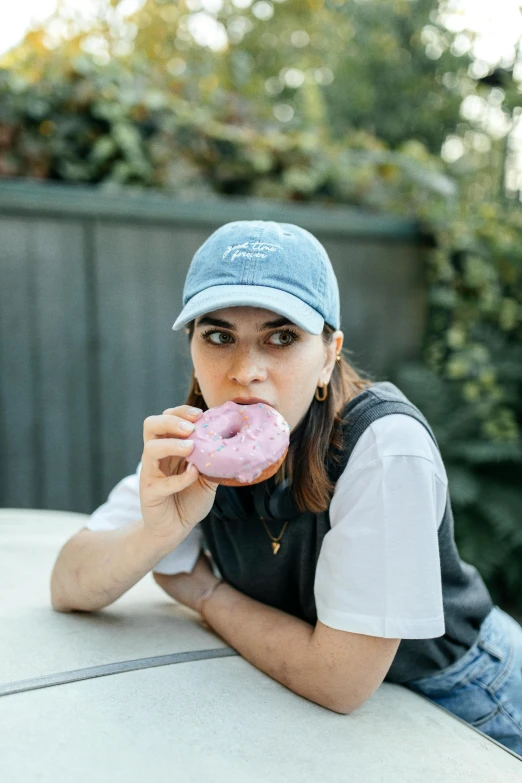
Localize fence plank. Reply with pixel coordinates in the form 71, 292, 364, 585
0, 219, 38, 507
32, 220, 93, 512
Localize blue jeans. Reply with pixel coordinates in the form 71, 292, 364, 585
404, 606, 522, 758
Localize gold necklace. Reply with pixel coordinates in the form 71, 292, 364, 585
259, 515, 289, 555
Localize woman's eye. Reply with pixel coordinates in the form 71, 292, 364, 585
206, 331, 231, 345
270, 331, 293, 345
201, 329, 299, 347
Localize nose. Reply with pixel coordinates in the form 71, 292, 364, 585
228, 348, 268, 386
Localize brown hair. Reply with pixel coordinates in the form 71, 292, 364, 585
184, 320, 375, 514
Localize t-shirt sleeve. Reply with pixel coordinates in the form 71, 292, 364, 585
314, 414, 447, 639
85, 460, 203, 575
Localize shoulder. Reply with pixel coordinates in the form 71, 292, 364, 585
329, 413, 449, 533
338, 413, 448, 486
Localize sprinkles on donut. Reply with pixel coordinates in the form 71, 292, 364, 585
186, 400, 290, 486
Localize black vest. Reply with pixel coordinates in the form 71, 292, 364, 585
200, 381, 494, 684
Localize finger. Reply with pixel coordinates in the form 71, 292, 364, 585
146, 462, 200, 497
144, 414, 199, 444
143, 437, 195, 461
162, 405, 203, 417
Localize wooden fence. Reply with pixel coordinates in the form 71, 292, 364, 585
0, 180, 427, 514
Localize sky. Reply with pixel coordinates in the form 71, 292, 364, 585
1, 0, 522, 67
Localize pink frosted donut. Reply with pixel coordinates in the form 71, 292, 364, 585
186, 401, 290, 486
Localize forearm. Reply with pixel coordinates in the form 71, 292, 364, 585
50, 520, 181, 613
201, 583, 345, 713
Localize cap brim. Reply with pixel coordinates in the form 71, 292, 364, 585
171, 285, 324, 335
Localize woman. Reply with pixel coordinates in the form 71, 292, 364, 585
51, 220, 522, 755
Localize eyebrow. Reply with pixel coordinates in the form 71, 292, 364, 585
195, 315, 298, 332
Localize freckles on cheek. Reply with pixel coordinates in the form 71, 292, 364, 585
286, 371, 312, 402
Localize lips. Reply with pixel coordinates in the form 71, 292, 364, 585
232, 397, 272, 406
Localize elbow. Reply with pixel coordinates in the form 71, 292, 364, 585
51, 602, 73, 613
320, 689, 366, 716
50, 570, 73, 613
324, 699, 355, 716
49, 572, 92, 614
331, 694, 370, 715
49, 536, 108, 613
50, 581, 98, 613
50, 585, 76, 613
50, 595, 95, 613
50, 574, 68, 612
51, 596, 72, 612
325, 704, 352, 716
49, 587, 76, 613
310, 689, 358, 715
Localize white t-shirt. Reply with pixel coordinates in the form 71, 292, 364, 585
86, 413, 447, 640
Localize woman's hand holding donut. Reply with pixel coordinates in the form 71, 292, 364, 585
139, 405, 219, 548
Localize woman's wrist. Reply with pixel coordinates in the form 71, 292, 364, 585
198, 578, 225, 618
139, 520, 183, 561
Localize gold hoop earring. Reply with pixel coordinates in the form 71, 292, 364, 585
194, 377, 202, 396
315, 383, 328, 402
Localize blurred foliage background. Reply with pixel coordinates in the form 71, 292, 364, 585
0, 0, 521, 616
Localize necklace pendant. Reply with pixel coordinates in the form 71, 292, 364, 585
272, 542, 281, 555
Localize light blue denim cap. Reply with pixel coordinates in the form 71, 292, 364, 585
171, 220, 340, 335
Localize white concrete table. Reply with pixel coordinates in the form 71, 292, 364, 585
1, 508, 520, 782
